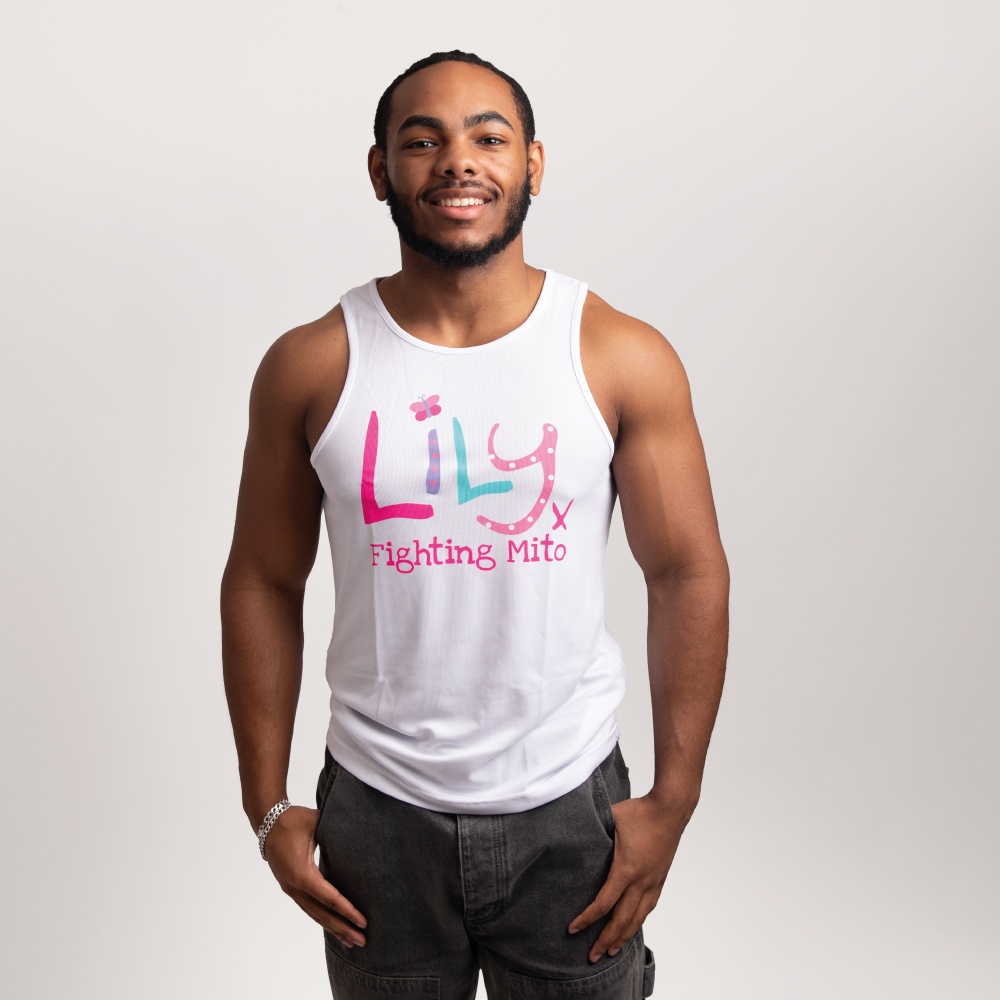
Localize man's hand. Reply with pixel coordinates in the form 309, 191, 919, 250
263, 806, 368, 949
567, 793, 693, 963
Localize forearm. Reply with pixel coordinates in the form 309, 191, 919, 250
221, 571, 306, 831
645, 559, 729, 815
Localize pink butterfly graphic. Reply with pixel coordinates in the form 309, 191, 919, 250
410, 394, 442, 421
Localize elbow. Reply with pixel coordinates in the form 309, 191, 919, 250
645, 546, 730, 596
220, 559, 307, 610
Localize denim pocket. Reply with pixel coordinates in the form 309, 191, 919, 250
325, 939, 441, 997
613, 743, 632, 799
314, 749, 342, 830
506, 928, 643, 998
592, 762, 616, 842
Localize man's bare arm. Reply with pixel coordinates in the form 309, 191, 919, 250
569, 298, 730, 960
220, 310, 367, 948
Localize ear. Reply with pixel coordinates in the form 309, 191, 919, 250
368, 145, 388, 202
527, 140, 545, 197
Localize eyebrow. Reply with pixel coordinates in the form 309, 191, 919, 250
464, 111, 515, 131
396, 110, 516, 136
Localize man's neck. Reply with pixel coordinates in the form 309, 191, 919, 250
375, 241, 545, 349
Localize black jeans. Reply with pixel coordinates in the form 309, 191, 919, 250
315, 742, 656, 999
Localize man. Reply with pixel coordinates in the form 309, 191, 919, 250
221, 50, 729, 1000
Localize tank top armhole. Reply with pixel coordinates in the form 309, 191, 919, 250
569, 281, 616, 458
309, 293, 359, 467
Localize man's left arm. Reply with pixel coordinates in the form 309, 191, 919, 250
568, 308, 730, 962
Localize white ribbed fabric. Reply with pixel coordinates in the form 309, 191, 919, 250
310, 269, 626, 813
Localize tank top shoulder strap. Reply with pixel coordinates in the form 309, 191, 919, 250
339, 278, 387, 343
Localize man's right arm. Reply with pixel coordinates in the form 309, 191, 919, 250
220, 309, 367, 948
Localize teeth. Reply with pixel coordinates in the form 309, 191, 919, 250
436, 197, 486, 207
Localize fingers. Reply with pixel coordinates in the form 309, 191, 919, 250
567, 866, 630, 935
292, 889, 367, 948
281, 859, 369, 945
591, 884, 663, 963
300, 864, 368, 931
587, 885, 643, 961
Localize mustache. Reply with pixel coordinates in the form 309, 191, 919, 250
423, 181, 498, 200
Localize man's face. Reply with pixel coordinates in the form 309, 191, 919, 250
370, 62, 544, 270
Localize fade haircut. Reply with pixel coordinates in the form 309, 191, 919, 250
373, 50, 536, 152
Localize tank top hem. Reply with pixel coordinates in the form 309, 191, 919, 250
325, 720, 622, 815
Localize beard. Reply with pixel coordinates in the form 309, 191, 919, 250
384, 171, 533, 270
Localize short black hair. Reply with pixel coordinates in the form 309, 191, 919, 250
373, 50, 536, 152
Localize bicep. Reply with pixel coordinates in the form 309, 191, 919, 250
611, 332, 724, 584
225, 341, 325, 593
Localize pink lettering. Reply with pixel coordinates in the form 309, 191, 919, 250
476, 423, 558, 535
361, 410, 434, 524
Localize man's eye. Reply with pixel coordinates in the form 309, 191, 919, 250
405, 139, 435, 149
480, 136, 504, 145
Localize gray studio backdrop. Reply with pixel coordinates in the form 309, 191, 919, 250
1, 2, 997, 997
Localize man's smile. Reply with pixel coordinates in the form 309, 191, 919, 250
432, 197, 487, 206
422, 186, 495, 219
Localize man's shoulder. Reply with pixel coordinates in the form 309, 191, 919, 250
580, 289, 683, 379
249, 304, 349, 437
268, 302, 347, 364
256, 304, 347, 390
576, 287, 693, 443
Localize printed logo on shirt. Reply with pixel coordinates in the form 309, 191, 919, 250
360, 394, 571, 572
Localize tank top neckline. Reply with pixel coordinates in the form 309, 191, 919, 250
366, 269, 554, 356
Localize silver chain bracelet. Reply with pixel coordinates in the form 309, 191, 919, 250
257, 798, 292, 860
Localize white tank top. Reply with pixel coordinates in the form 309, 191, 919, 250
310, 269, 626, 813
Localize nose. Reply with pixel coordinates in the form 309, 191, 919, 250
434, 139, 479, 178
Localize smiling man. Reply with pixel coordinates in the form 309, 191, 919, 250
221, 50, 729, 1000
